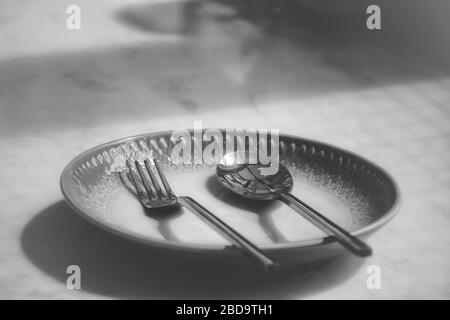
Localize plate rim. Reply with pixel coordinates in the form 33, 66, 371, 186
60, 130, 401, 253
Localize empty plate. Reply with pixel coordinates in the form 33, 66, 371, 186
60, 130, 399, 266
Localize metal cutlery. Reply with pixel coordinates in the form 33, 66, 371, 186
125, 158, 279, 271
216, 153, 372, 257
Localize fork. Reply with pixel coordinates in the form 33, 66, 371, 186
125, 158, 278, 271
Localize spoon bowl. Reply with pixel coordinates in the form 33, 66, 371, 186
217, 153, 293, 200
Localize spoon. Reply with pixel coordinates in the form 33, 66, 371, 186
216, 152, 372, 257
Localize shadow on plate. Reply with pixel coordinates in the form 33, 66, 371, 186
205, 175, 288, 243
21, 200, 365, 299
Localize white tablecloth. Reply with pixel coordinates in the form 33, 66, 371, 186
0, 0, 449, 299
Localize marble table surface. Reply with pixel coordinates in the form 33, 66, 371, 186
0, 0, 449, 299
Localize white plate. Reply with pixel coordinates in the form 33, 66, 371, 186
60, 130, 399, 266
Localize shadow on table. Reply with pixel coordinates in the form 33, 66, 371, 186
21, 200, 365, 299
2, 0, 449, 138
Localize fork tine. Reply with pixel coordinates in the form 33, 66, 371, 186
134, 160, 156, 200
153, 159, 176, 199
126, 160, 146, 202
144, 159, 163, 198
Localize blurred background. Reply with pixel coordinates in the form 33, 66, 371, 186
0, 0, 449, 299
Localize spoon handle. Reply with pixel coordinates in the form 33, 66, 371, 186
178, 196, 279, 272
280, 193, 372, 257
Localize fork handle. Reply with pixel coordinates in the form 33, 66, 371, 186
178, 196, 279, 272
280, 193, 372, 257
